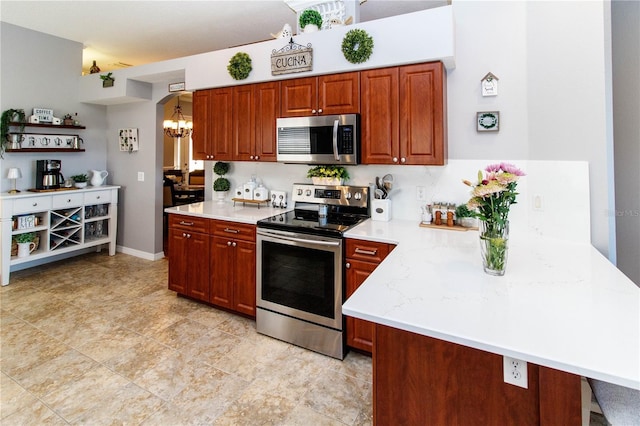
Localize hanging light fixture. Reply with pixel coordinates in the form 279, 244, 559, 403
163, 98, 193, 138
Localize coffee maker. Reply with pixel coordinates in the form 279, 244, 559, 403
36, 160, 64, 190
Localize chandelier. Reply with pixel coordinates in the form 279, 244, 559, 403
163, 100, 193, 138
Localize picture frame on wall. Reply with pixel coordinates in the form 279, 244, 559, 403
477, 111, 500, 132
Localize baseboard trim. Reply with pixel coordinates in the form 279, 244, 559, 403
117, 245, 165, 261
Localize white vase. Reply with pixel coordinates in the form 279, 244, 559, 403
74, 182, 88, 188
311, 177, 343, 186
303, 24, 319, 33
215, 191, 228, 203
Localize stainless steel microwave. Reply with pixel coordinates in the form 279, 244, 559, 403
276, 114, 360, 165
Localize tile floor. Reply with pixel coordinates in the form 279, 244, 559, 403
1, 253, 372, 425
1, 252, 610, 425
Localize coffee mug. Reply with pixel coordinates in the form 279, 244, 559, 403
17, 242, 36, 257
40, 137, 50, 146
54, 137, 63, 146
28, 136, 36, 147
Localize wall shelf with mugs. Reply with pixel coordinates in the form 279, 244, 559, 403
5, 121, 86, 153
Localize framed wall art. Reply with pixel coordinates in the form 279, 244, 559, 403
477, 111, 500, 132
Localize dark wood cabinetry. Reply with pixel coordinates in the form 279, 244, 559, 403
210, 220, 257, 317
345, 239, 395, 353
167, 215, 256, 317
233, 82, 279, 162
192, 87, 233, 161
167, 215, 210, 300
280, 72, 360, 117
361, 62, 446, 165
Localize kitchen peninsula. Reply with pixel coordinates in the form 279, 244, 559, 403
343, 219, 640, 425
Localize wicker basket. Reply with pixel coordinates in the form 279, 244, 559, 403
11, 235, 40, 257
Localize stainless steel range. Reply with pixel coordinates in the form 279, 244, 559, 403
256, 183, 370, 359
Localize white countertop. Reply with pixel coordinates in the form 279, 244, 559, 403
164, 200, 291, 224
0, 185, 120, 200
343, 219, 640, 390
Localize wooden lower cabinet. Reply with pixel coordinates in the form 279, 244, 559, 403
373, 324, 582, 425
345, 239, 395, 353
167, 215, 210, 300
168, 215, 256, 317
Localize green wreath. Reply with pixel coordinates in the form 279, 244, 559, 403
227, 52, 252, 80
341, 29, 374, 64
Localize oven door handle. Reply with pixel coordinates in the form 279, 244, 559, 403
332, 119, 339, 161
261, 232, 340, 247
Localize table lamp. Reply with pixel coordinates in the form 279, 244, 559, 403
7, 167, 22, 194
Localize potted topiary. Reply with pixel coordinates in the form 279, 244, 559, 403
306, 165, 349, 186
213, 161, 231, 202
455, 204, 477, 228
299, 9, 322, 32
1, 108, 26, 158
100, 72, 115, 88
71, 174, 89, 188
15, 232, 37, 257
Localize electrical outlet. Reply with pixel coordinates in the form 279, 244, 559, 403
533, 194, 544, 211
137, 172, 144, 182
416, 186, 427, 201
503, 356, 528, 388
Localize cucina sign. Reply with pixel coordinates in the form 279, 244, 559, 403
271, 41, 313, 75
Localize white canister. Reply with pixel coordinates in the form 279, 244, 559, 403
243, 182, 256, 200
234, 187, 244, 199
371, 199, 391, 222
253, 185, 269, 201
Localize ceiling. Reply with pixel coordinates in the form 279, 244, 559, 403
0, 0, 448, 75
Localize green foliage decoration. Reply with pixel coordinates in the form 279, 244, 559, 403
341, 29, 374, 64
227, 52, 252, 80
299, 9, 322, 29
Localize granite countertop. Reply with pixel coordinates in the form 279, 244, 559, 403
343, 219, 640, 390
164, 200, 292, 224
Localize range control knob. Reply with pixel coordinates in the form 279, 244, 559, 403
354, 192, 362, 200
305, 189, 312, 197
345, 192, 352, 200
297, 188, 303, 196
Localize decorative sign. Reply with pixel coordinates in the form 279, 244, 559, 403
17, 215, 35, 230
32, 108, 53, 123
481, 72, 499, 97
119, 128, 139, 152
168, 82, 185, 92
271, 39, 313, 76
477, 111, 500, 132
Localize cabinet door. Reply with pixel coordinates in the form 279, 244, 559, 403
319, 72, 360, 115
399, 62, 446, 165
186, 232, 210, 301
254, 82, 279, 162
233, 85, 255, 161
210, 235, 234, 309
168, 228, 188, 294
345, 258, 378, 353
233, 240, 256, 317
280, 77, 317, 117
192, 90, 211, 161
211, 87, 233, 161
360, 67, 399, 164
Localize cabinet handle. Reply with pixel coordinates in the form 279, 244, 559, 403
312, 109, 317, 114
401, 157, 406, 163
233, 242, 237, 247
182, 232, 187, 237
67, 199, 71, 203
32, 202, 38, 207
255, 155, 259, 160
223, 228, 239, 234
318, 108, 323, 114
179, 221, 194, 226
355, 247, 377, 256
97, 196, 101, 199
392, 157, 398, 163
345, 262, 351, 269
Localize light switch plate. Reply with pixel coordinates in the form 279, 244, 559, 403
137, 172, 144, 182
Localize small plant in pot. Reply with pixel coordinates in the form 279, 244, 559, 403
15, 232, 36, 244
100, 72, 115, 87
455, 204, 477, 228
1, 108, 26, 158
213, 161, 231, 202
299, 9, 322, 32
306, 165, 349, 185
71, 174, 89, 188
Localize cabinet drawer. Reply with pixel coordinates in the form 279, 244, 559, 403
84, 190, 112, 205
211, 220, 255, 242
52, 193, 84, 209
345, 239, 395, 263
12, 196, 52, 215
169, 214, 210, 234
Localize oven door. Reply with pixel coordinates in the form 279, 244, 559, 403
257, 228, 343, 330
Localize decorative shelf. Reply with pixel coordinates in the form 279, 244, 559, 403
6, 148, 85, 153
9, 121, 86, 130
232, 198, 269, 208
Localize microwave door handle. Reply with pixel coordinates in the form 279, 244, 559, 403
332, 119, 340, 161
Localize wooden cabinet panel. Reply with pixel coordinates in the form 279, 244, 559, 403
232, 85, 255, 161
233, 240, 256, 317
192, 90, 210, 161
168, 224, 210, 301
345, 239, 395, 353
253, 82, 279, 162
360, 67, 399, 164
361, 62, 446, 165
210, 87, 233, 161
281, 73, 359, 117
168, 214, 209, 234
168, 228, 188, 294
211, 220, 255, 242
399, 62, 446, 165
210, 235, 234, 309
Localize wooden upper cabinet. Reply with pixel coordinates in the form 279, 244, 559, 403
232, 85, 255, 161
252, 82, 279, 162
192, 90, 210, 161
281, 72, 360, 117
210, 87, 233, 161
361, 62, 447, 165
